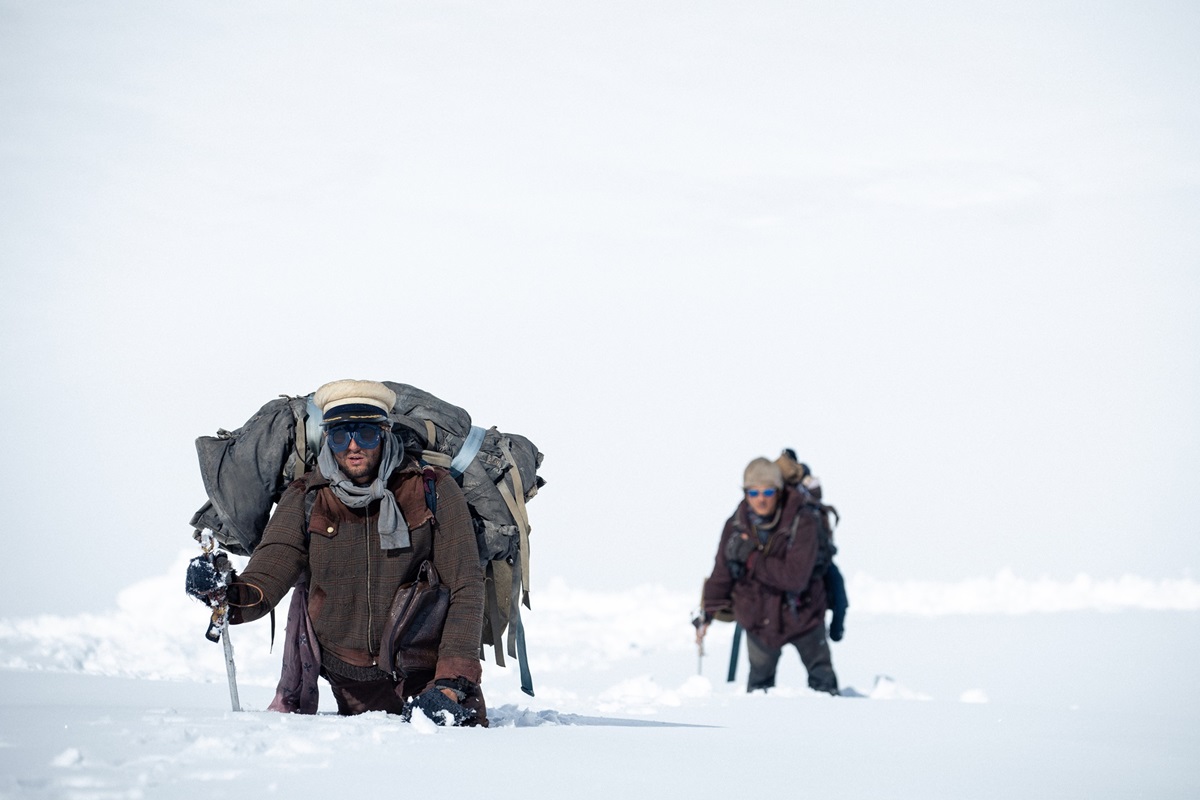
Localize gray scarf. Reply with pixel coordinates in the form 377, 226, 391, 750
749, 506, 782, 545
317, 430, 411, 550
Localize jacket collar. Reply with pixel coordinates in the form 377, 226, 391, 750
302, 458, 435, 529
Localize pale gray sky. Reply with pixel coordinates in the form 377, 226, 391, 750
2, 1, 1198, 616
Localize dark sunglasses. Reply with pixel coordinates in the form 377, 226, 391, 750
326, 424, 384, 452
745, 488, 777, 498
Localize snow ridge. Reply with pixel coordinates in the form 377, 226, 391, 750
848, 569, 1200, 614
0, 553, 1196, 687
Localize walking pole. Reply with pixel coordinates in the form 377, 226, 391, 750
726, 623, 743, 683
208, 605, 242, 713
692, 580, 711, 677
198, 530, 242, 712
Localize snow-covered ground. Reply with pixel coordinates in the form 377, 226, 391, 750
1, 554, 1197, 798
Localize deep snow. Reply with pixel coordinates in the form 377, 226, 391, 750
1, 554, 1197, 798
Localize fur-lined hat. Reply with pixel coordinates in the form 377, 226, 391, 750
313, 379, 396, 426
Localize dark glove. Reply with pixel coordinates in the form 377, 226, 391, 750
829, 613, 845, 642
404, 686, 474, 727
185, 552, 231, 603
724, 529, 756, 581
725, 531, 758, 565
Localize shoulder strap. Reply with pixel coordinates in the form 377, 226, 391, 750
805, 502, 836, 568
300, 481, 324, 549
285, 395, 313, 481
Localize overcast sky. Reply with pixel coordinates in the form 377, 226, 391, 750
2, 1, 1197, 617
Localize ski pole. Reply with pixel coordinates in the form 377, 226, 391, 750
726, 623, 743, 683
221, 619, 241, 712
205, 603, 242, 712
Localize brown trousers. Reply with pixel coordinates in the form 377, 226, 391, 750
322, 669, 489, 726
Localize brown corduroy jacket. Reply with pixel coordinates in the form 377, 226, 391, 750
228, 460, 484, 685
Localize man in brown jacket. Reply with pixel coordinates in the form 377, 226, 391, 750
697, 457, 838, 694
188, 379, 487, 724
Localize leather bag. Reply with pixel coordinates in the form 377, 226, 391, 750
379, 560, 450, 678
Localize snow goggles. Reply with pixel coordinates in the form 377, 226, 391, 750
745, 488, 777, 498
326, 423, 385, 452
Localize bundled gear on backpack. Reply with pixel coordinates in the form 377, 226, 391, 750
188, 382, 544, 694
775, 449, 848, 641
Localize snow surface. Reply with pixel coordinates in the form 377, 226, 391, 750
1, 555, 1197, 798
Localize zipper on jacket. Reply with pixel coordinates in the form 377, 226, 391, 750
365, 511, 375, 659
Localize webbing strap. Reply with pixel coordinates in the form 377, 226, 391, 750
294, 419, 307, 471
514, 609, 533, 696
496, 481, 526, 532
420, 450, 453, 469
286, 396, 309, 480
450, 425, 487, 478
507, 555, 521, 659
506, 553, 534, 696
497, 439, 530, 532
497, 438, 532, 608
416, 415, 451, 471
484, 562, 506, 668
497, 481, 532, 608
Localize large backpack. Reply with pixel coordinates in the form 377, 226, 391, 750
774, 451, 838, 551
774, 451, 848, 639
188, 382, 544, 695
